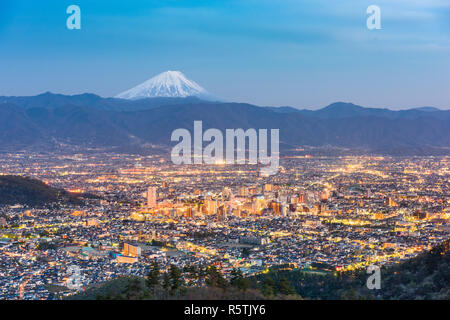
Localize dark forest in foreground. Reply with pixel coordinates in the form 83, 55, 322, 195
70, 239, 449, 300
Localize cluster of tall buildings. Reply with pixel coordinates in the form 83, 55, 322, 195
139, 182, 321, 223
147, 187, 157, 208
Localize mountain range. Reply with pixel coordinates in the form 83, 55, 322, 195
115, 71, 218, 101
0, 91, 449, 155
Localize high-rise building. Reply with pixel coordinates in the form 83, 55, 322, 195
298, 193, 305, 203
314, 202, 326, 214
205, 199, 217, 214
238, 186, 248, 197
147, 187, 157, 208
282, 205, 288, 217
269, 201, 281, 215
186, 207, 194, 218
123, 243, 141, 257
217, 205, 227, 221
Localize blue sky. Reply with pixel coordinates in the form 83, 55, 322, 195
0, 0, 449, 109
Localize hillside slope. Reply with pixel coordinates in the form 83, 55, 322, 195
250, 239, 450, 300
0, 175, 84, 207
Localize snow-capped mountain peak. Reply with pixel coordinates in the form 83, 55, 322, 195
116, 71, 215, 100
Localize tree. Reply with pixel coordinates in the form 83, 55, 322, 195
261, 277, 275, 297
230, 268, 250, 292
242, 247, 251, 258
230, 268, 243, 287
125, 277, 144, 300
169, 264, 184, 295
146, 261, 160, 297
238, 277, 250, 292
197, 265, 208, 286
162, 272, 171, 298
183, 265, 198, 284
206, 266, 228, 289
278, 277, 295, 295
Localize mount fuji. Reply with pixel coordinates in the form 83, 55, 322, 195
115, 71, 218, 101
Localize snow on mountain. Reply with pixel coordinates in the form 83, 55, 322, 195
115, 71, 217, 100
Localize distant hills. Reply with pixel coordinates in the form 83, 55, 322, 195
0, 91, 206, 112
268, 102, 450, 120
0, 92, 449, 155
0, 175, 84, 207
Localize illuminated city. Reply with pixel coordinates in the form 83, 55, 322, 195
0, 151, 448, 299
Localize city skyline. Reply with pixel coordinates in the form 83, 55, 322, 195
0, 151, 448, 300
